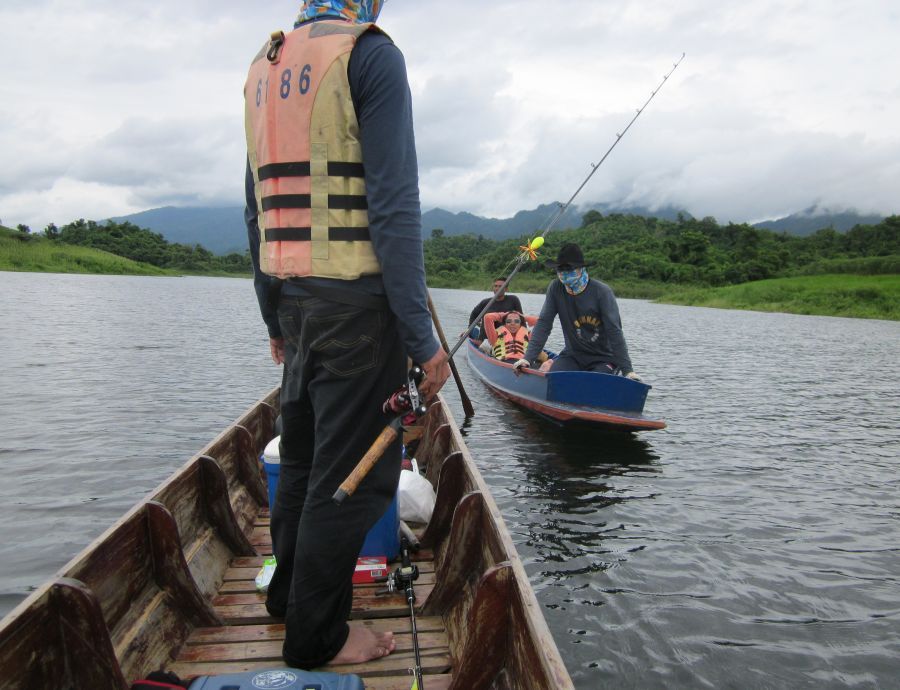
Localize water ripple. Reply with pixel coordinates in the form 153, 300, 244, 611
1, 276, 899, 689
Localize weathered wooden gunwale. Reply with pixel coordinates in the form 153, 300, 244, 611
0, 389, 573, 689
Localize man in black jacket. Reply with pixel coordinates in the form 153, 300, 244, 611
468, 276, 523, 342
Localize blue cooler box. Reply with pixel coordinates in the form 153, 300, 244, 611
188, 669, 363, 689
359, 493, 399, 559
262, 437, 281, 511
263, 436, 399, 560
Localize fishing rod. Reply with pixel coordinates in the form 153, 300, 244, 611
449, 52, 686, 361
375, 537, 424, 689
333, 365, 426, 505
333, 53, 684, 502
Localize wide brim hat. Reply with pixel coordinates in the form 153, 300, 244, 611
544, 242, 591, 271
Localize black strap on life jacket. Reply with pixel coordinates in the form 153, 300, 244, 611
258, 161, 365, 179
264, 226, 371, 243
261, 194, 368, 211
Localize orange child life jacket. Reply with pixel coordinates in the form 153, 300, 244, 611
492, 326, 529, 361
244, 21, 382, 280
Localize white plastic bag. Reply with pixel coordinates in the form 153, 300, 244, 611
398, 469, 435, 524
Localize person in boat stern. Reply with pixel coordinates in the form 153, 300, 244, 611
467, 275, 523, 342
513, 242, 642, 380
243, 0, 450, 670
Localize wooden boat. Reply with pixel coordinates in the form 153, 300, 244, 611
0, 389, 573, 689
466, 336, 666, 432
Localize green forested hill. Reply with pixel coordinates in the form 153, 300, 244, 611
1, 220, 250, 275
425, 212, 899, 288
1, 225, 170, 275
53, 219, 250, 273
4, 212, 897, 319
424, 213, 899, 320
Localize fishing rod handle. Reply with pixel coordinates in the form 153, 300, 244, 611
332, 421, 400, 505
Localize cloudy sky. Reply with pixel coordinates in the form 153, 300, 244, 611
1, 0, 898, 231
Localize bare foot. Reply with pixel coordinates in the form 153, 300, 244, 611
329, 625, 395, 665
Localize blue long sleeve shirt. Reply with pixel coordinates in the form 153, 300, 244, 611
245, 25, 439, 364
523, 278, 634, 374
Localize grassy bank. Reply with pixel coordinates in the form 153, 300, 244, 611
0, 227, 251, 278
656, 274, 900, 320
1, 227, 172, 276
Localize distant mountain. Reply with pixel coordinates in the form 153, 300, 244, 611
111, 202, 624, 252
421, 202, 689, 240
421, 204, 581, 239
752, 206, 885, 236
109, 206, 247, 255
109, 203, 887, 254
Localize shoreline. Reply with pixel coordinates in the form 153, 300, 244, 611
4, 266, 897, 321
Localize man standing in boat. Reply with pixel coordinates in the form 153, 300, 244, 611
244, 0, 449, 670
513, 243, 642, 380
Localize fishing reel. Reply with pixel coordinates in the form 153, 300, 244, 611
374, 561, 420, 597
374, 537, 420, 597
383, 365, 427, 424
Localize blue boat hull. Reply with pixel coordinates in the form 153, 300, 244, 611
465, 340, 666, 431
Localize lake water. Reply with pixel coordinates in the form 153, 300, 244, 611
1, 271, 898, 688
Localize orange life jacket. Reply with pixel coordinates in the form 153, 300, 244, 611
244, 21, 382, 279
492, 326, 529, 361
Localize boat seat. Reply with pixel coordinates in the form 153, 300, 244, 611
150, 455, 258, 601
424, 485, 567, 688
233, 395, 279, 453
198, 424, 269, 536
417, 402, 453, 485
0, 578, 129, 690
61, 500, 222, 683
420, 451, 471, 549
423, 491, 505, 616
421, 491, 525, 686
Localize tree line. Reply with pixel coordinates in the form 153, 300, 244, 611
10, 211, 897, 284
424, 213, 899, 286
29, 219, 251, 273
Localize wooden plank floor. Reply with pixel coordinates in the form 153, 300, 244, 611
170, 512, 453, 689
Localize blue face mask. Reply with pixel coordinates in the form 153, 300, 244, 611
558, 267, 589, 295
295, 0, 384, 26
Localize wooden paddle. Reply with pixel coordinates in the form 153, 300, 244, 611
427, 292, 475, 418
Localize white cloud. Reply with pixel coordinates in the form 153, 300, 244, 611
1, 0, 898, 229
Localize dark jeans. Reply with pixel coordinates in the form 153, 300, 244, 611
266, 294, 405, 668
550, 351, 617, 373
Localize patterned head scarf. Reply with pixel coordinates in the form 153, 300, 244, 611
558, 267, 589, 295
295, 0, 385, 26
